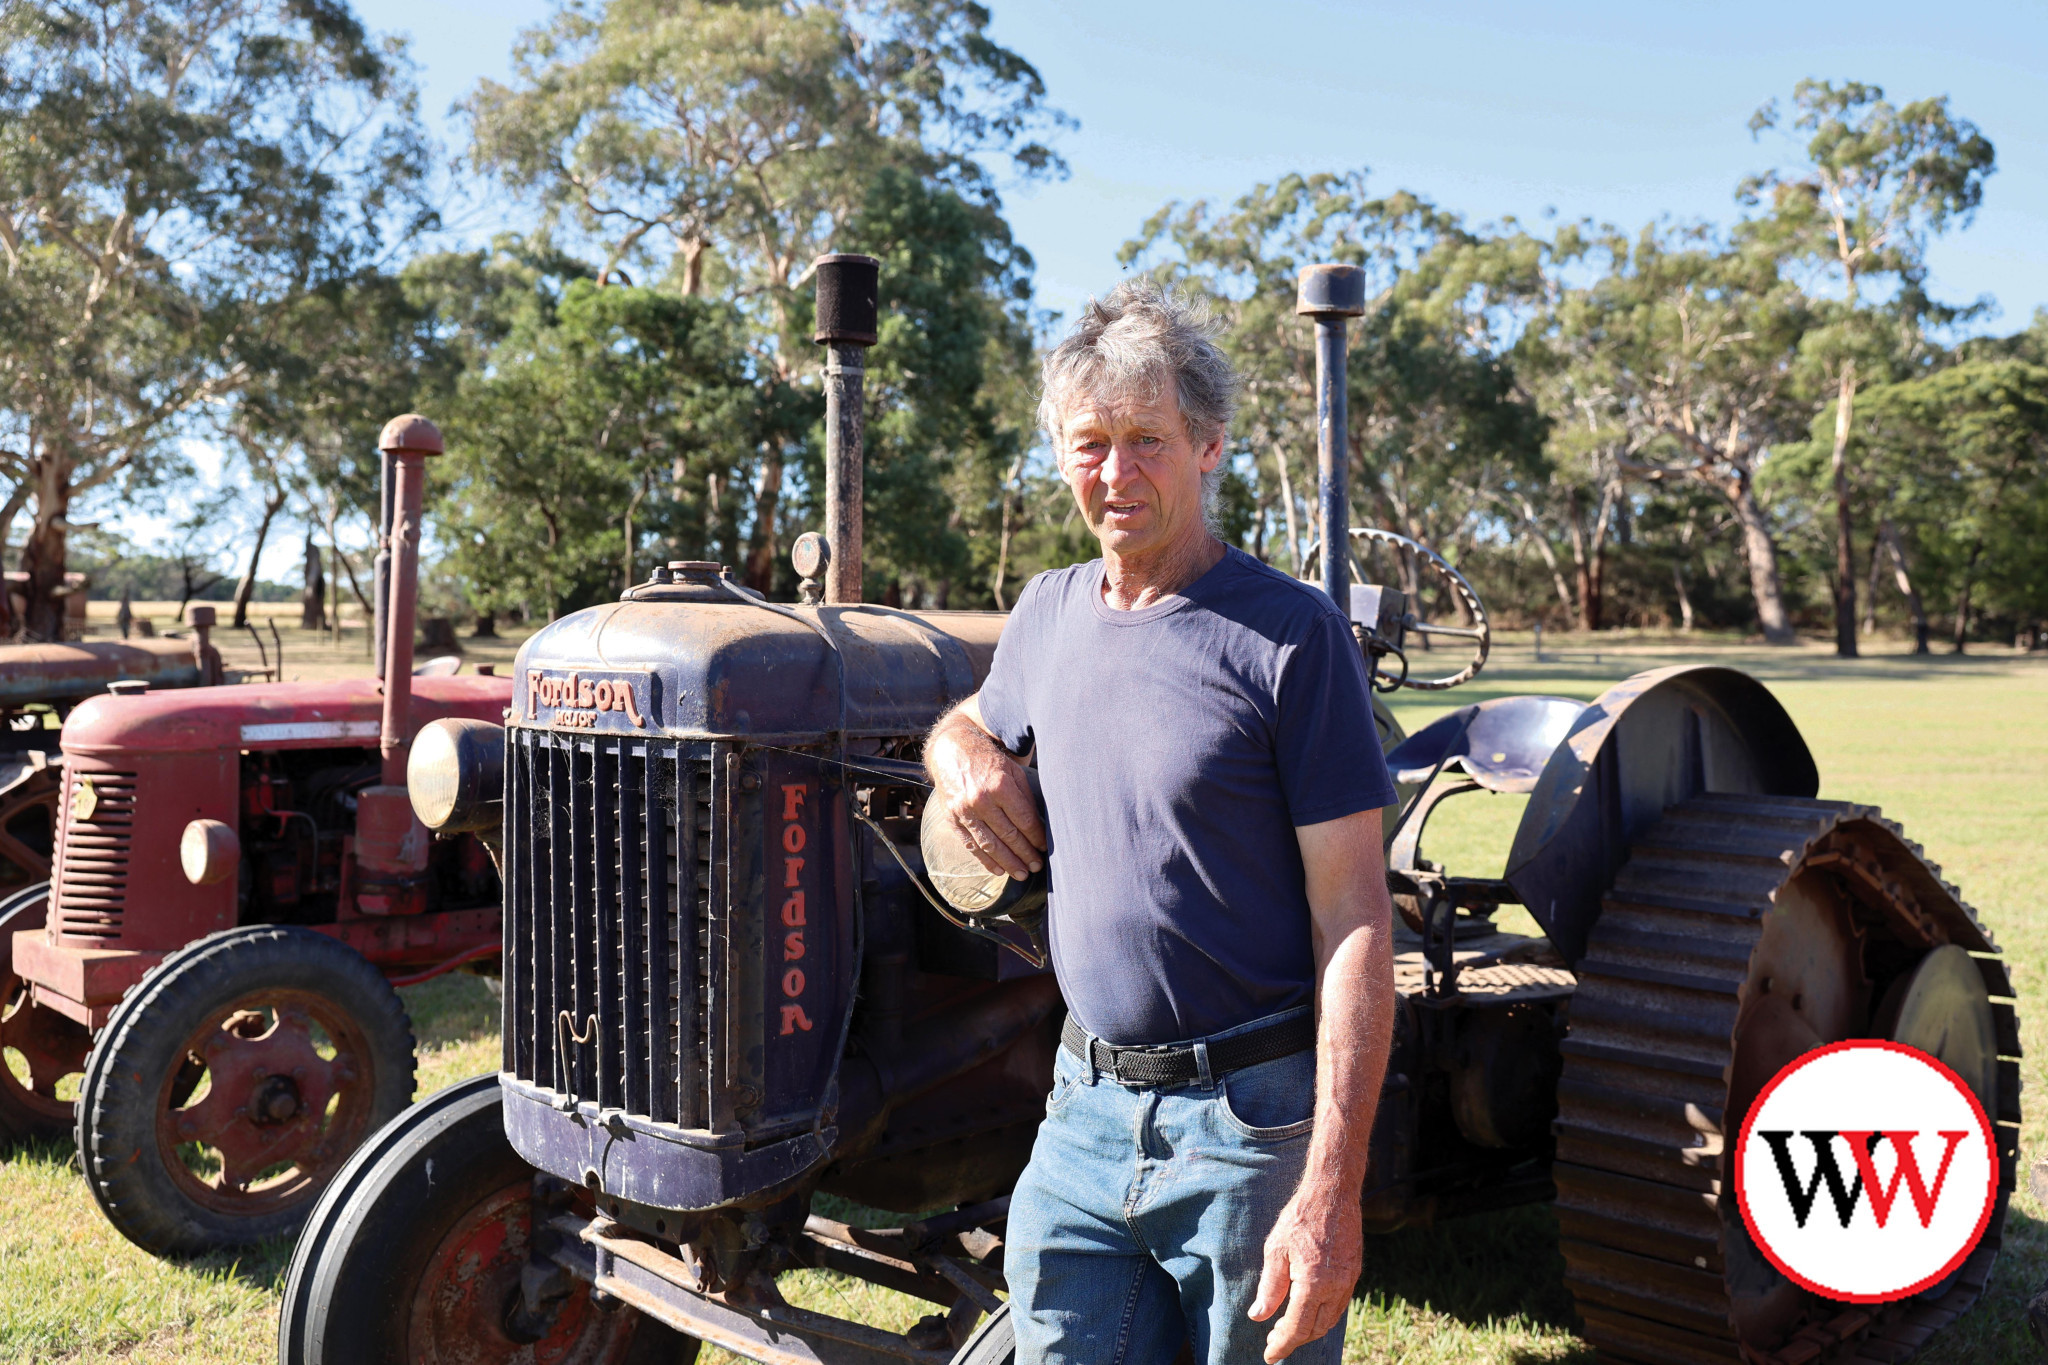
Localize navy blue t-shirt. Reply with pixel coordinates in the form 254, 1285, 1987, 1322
977, 546, 1396, 1045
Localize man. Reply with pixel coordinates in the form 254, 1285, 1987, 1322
925, 281, 1398, 1365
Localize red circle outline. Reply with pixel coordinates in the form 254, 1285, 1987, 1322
1731, 1038, 1998, 1304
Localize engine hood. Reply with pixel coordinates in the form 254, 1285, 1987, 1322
62, 674, 513, 756
512, 599, 1007, 741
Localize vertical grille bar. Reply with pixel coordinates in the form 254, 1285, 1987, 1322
546, 739, 575, 1096
692, 756, 714, 1126
503, 738, 524, 1076
590, 740, 619, 1107
644, 744, 675, 1124
618, 741, 648, 1117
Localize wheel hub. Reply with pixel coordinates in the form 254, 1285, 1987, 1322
409, 1183, 627, 1365
160, 995, 360, 1202
2, 972, 88, 1119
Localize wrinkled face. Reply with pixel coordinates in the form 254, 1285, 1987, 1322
1056, 383, 1222, 560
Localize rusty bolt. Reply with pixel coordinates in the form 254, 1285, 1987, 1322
378, 413, 445, 457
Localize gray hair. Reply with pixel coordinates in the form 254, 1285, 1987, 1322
1038, 279, 1240, 515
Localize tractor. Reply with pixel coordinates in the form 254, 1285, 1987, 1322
277, 260, 2015, 1365
0, 614, 244, 1129
0, 415, 513, 1259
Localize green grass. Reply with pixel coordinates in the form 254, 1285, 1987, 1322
3, 634, 2045, 1362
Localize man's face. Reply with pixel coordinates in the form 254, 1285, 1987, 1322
1057, 384, 1223, 560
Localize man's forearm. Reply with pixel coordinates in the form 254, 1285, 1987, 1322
1301, 914, 1395, 1202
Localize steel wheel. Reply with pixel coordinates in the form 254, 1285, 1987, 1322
78, 925, 416, 1256
0, 765, 58, 892
280, 1073, 693, 1365
0, 881, 86, 1141
1554, 795, 2017, 1364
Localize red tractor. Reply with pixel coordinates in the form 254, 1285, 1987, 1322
0, 415, 513, 1258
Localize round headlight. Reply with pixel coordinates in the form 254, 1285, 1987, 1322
408, 718, 505, 833
917, 770, 1048, 918
180, 819, 239, 886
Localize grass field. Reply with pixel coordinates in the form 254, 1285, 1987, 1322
2, 629, 2044, 1363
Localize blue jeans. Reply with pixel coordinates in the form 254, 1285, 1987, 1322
1006, 1008, 1343, 1365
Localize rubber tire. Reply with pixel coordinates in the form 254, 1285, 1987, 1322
77, 924, 416, 1256
279, 1073, 693, 1365
0, 881, 83, 1142
950, 1302, 1015, 1365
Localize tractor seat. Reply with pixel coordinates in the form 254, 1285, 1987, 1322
1385, 694, 1588, 795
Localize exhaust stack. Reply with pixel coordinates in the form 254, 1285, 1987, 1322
1296, 264, 1367, 608
374, 413, 443, 786
812, 253, 880, 604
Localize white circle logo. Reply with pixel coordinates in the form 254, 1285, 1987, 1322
1734, 1040, 1997, 1303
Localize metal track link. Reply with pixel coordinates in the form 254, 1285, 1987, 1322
1554, 794, 2020, 1365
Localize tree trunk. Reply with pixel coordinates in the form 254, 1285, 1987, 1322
1514, 495, 1576, 624
472, 611, 497, 639
1566, 488, 1590, 630
1953, 545, 1982, 654
1272, 446, 1301, 576
992, 453, 1023, 609
17, 458, 71, 642
1585, 477, 1621, 632
233, 483, 287, 629
301, 531, 327, 630
1672, 562, 1695, 631
1829, 363, 1859, 658
744, 452, 784, 593
1877, 519, 1928, 654
1727, 476, 1795, 644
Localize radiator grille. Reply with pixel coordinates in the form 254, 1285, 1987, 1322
53, 770, 138, 941
505, 729, 710, 1127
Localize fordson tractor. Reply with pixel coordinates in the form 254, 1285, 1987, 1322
278, 261, 2015, 1365
0, 415, 513, 1259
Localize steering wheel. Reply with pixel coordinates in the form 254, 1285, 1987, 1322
1305, 527, 1490, 691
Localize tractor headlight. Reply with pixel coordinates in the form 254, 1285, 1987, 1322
408, 718, 504, 834
180, 819, 239, 886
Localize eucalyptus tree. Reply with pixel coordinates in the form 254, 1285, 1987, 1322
1742, 79, 1995, 655
1839, 359, 2048, 651
1524, 225, 1815, 641
465, 0, 1067, 589
1121, 170, 1548, 611
0, 0, 434, 639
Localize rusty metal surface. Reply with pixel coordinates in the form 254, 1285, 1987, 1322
375, 412, 443, 455
1504, 665, 1820, 964
1553, 794, 2018, 1364
58, 674, 511, 756
1295, 262, 1368, 318
1296, 263, 1366, 609
824, 342, 868, 605
0, 638, 204, 706
512, 598, 999, 738
556, 1215, 953, 1365
379, 450, 429, 784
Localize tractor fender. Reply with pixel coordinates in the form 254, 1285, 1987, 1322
1503, 665, 1817, 964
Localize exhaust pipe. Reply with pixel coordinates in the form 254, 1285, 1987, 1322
811, 254, 880, 604
1296, 264, 1366, 608
374, 413, 443, 786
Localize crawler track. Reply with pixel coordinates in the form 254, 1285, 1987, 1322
1554, 794, 2020, 1365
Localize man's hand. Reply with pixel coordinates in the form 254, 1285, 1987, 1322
925, 696, 1045, 880
1250, 1177, 1363, 1361
1248, 805, 1394, 1360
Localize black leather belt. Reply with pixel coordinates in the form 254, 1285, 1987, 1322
1060, 1012, 1315, 1088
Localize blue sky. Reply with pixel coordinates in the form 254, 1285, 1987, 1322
356, 0, 2047, 331
179, 0, 2048, 578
